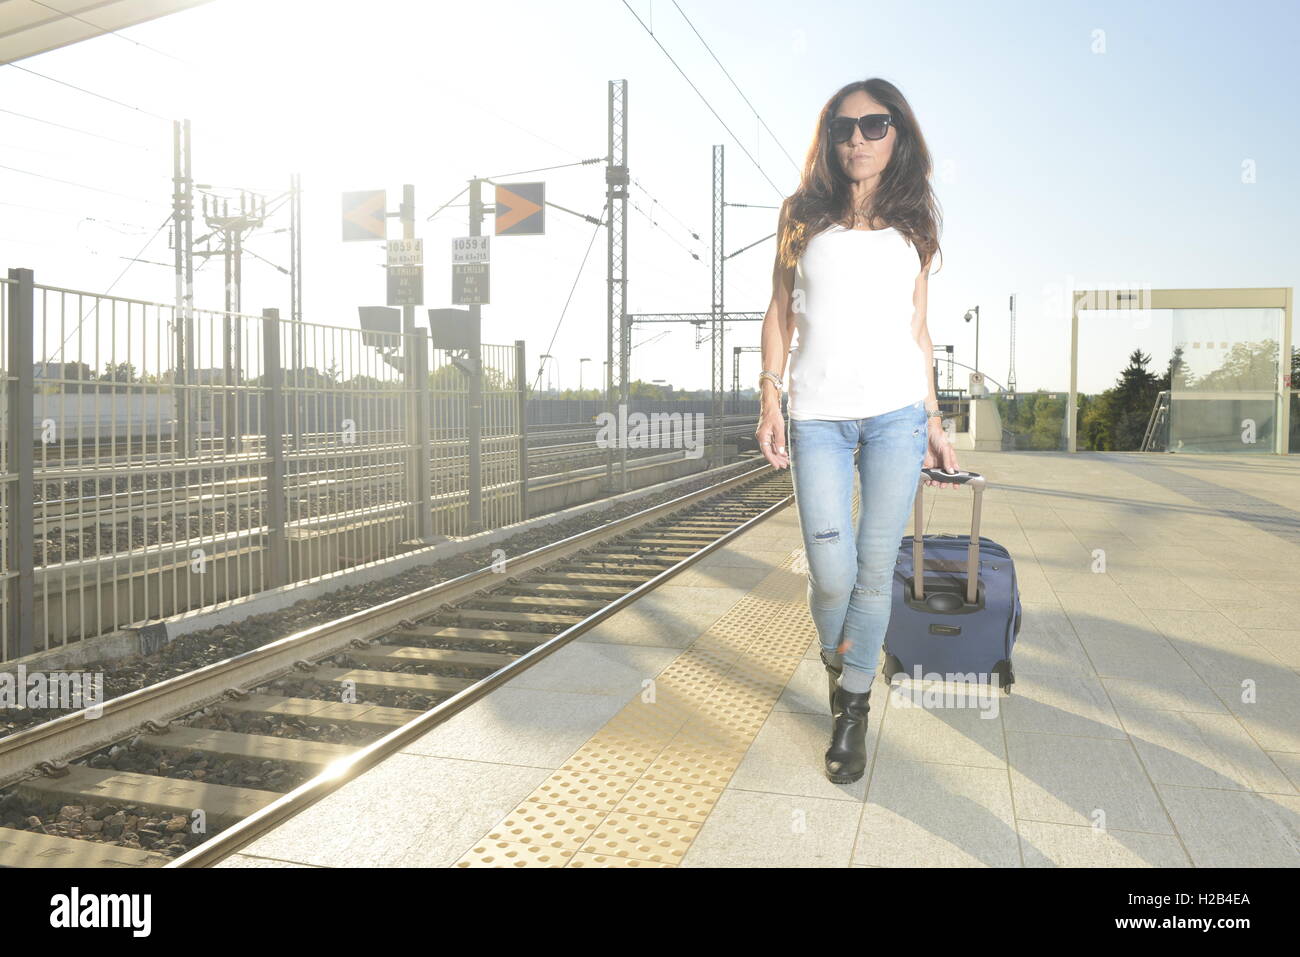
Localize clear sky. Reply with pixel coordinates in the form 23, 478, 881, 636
2, 0, 1296, 394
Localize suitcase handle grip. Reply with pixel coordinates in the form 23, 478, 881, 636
913, 468, 985, 604
921, 467, 985, 490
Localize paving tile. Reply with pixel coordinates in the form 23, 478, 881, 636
691, 549, 790, 572
1101, 676, 1229, 716
1074, 631, 1205, 684
855, 759, 1020, 867
1001, 672, 1127, 739
1241, 629, 1300, 670
1203, 600, 1300, 630
1012, 563, 1056, 602
773, 658, 836, 714
501, 641, 682, 697
1010, 602, 1096, 677
1161, 630, 1296, 688
1156, 785, 1300, 867
400, 687, 629, 766
876, 681, 1006, 769
1204, 676, 1300, 753
1115, 578, 1214, 611
235, 753, 553, 867
1118, 708, 1296, 793
668, 563, 773, 589
1230, 562, 1300, 584
728, 707, 873, 802
577, 585, 751, 648
1180, 576, 1276, 604
577, 810, 701, 864
1042, 571, 1125, 595
678, 789, 860, 868
1017, 820, 1190, 867
1267, 751, 1300, 792
1005, 731, 1173, 834
1103, 564, 1186, 584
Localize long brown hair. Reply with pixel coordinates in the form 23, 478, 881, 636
778, 78, 943, 274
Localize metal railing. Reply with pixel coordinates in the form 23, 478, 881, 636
1, 269, 526, 661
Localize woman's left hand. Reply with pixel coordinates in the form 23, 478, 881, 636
922, 417, 961, 489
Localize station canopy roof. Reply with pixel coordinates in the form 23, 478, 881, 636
1, 0, 212, 65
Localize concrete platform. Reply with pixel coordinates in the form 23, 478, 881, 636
218, 451, 1300, 868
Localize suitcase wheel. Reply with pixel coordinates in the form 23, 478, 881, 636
881, 652, 903, 683
994, 660, 1014, 696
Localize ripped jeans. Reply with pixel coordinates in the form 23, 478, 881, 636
788, 399, 928, 691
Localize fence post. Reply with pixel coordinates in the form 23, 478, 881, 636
467, 336, 483, 535
6, 268, 35, 658
261, 308, 288, 588
515, 340, 528, 521
413, 327, 432, 542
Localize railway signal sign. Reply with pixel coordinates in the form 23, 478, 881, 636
387, 265, 423, 306
428, 307, 480, 351
357, 305, 402, 353
341, 190, 387, 241
495, 182, 544, 236
452, 235, 489, 263
387, 238, 422, 265
452, 263, 489, 305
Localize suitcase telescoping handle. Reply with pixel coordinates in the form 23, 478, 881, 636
912, 467, 986, 605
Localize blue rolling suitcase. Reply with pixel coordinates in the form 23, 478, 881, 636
881, 467, 1022, 695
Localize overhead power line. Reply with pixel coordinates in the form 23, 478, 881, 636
531, 200, 609, 394
0, 107, 153, 150
670, 0, 801, 176
49, 213, 174, 362
620, 0, 785, 198
629, 198, 702, 263
4, 62, 172, 122
0, 162, 160, 203
631, 177, 703, 241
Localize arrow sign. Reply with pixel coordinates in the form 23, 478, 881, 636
342, 190, 387, 241
495, 182, 544, 236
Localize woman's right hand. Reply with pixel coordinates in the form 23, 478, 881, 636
756, 410, 789, 469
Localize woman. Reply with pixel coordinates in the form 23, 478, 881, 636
755, 78, 960, 785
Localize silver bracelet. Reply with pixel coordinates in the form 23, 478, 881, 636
758, 370, 783, 392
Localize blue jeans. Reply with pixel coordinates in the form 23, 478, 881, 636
789, 399, 928, 690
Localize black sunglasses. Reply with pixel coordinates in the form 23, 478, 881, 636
829, 113, 892, 143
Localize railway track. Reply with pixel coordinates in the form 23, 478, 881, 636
0, 462, 792, 867
31, 429, 757, 563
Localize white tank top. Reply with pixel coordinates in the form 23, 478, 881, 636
787, 223, 929, 420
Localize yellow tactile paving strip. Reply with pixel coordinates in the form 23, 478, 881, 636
454, 546, 814, 867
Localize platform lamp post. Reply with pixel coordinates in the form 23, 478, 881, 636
963, 305, 980, 381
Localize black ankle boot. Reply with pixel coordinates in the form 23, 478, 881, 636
824, 685, 872, 784
818, 648, 842, 714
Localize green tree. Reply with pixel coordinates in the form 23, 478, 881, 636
1079, 390, 1116, 450
1110, 349, 1162, 449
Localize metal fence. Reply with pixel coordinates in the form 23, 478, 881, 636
1, 268, 525, 661
527, 396, 760, 427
